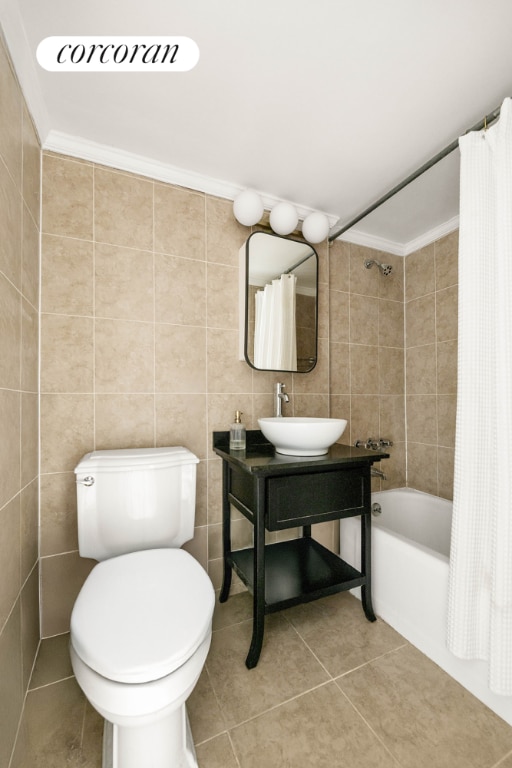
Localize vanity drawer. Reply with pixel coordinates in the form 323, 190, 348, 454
266, 469, 366, 529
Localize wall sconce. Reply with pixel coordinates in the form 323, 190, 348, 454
233, 189, 330, 244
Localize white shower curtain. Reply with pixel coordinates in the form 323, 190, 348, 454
253, 273, 297, 370
447, 97, 512, 695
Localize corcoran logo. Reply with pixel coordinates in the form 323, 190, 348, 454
36, 36, 200, 72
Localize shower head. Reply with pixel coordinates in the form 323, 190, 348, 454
364, 259, 393, 276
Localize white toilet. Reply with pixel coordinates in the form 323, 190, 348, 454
69, 447, 215, 768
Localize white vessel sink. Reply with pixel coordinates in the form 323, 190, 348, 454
258, 417, 347, 456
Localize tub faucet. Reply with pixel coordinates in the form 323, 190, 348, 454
275, 382, 289, 417
371, 467, 387, 480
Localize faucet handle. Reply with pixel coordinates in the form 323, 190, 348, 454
354, 438, 380, 450
378, 438, 393, 447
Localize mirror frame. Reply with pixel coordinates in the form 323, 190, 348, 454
240, 231, 319, 373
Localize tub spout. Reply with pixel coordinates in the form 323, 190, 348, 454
371, 467, 387, 480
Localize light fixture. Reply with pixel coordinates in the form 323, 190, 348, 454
269, 202, 299, 236
233, 190, 264, 226
233, 188, 331, 243
302, 212, 330, 243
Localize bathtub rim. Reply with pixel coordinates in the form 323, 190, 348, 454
370, 487, 452, 559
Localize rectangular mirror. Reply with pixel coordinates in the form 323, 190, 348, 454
239, 231, 318, 372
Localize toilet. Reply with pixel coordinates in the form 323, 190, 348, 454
69, 447, 215, 768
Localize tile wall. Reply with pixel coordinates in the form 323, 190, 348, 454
404, 232, 458, 499
0, 35, 41, 768
38, 153, 336, 637
38, 153, 460, 638
38, 153, 414, 638
328, 239, 406, 487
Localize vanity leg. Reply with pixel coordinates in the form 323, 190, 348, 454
246, 477, 266, 669
361, 511, 376, 622
219, 460, 232, 604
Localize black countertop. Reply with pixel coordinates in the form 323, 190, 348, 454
213, 430, 389, 475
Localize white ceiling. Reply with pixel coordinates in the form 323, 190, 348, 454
2, 0, 512, 253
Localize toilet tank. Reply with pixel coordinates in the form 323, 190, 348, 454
74, 447, 200, 561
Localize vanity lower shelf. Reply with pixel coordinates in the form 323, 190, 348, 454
230, 537, 365, 612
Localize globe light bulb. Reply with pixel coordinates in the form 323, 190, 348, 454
233, 190, 264, 226
302, 212, 330, 243
269, 202, 299, 236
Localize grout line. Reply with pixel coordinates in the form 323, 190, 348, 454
333, 641, 409, 680
335, 681, 405, 767
226, 730, 243, 768
28, 674, 75, 692
216, 678, 336, 733
281, 612, 334, 680
491, 748, 512, 768
202, 664, 227, 726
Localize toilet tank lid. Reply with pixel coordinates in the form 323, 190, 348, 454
75, 446, 199, 474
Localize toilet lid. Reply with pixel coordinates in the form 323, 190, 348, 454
70, 549, 215, 684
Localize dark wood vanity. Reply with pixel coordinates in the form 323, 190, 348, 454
213, 430, 389, 668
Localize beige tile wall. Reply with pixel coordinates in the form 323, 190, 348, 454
37, 149, 459, 639
0, 35, 40, 768
405, 231, 458, 499
39, 153, 333, 636
329, 240, 406, 489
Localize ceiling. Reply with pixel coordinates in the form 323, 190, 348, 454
3, 0, 512, 253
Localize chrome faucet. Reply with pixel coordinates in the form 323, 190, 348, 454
354, 438, 394, 450
275, 382, 289, 417
354, 438, 380, 450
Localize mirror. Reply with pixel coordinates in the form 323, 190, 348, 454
240, 231, 318, 372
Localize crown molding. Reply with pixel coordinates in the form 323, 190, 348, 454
337, 229, 407, 256
43, 129, 340, 226
402, 215, 459, 255
336, 214, 460, 257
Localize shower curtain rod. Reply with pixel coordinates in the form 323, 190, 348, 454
328, 101, 505, 242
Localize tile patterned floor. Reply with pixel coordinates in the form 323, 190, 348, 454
10, 591, 512, 768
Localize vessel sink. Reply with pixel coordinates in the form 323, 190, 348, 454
258, 417, 347, 456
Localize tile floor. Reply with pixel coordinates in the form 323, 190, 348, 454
10, 591, 512, 768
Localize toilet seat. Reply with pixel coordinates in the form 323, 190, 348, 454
70, 548, 214, 684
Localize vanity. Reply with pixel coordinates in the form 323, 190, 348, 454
213, 430, 389, 668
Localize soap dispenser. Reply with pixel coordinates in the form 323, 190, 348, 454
230, 411, 246, 450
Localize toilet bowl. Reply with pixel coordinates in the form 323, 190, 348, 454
70, 548, 215, 768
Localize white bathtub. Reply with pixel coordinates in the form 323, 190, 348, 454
339, 487, 512, 726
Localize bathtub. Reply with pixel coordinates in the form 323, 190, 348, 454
339, 487, 512, 726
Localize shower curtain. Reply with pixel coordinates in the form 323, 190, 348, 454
253, 273, 297, 370
447, 97, 512, 695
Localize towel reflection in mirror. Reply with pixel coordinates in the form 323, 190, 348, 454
253, 273, 297, 370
